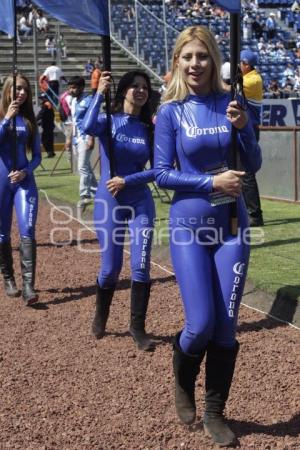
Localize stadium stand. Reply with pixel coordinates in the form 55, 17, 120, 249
110, 0, 300, 98
0, 0, 299, 99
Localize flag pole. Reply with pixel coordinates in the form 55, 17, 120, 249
229, 11, 240, 236
101, 33, 115, 178
12, 0, 18, 171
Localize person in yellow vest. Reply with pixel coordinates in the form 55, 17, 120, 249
240, 49, 264, 227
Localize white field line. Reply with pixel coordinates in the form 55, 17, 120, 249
40, 190, 300, 332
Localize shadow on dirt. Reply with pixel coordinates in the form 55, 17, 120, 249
39, 275, 176, 306
231, 412, 300, 439
105, 330, 174, 347
36, 238, 98, 248
238, 284, 300, 332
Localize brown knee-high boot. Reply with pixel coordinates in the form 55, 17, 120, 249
91, 282, 115, 338
203, 341, 240, 447
0, 240, 19, 297
20, 237, 38, 306
129, 281, 154, 351
173, 333, 206, 425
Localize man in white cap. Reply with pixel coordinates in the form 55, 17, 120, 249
265, 12, 276, 40
240, 49, 264, 226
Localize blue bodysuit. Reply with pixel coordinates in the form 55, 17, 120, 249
154, 93, 262, 354
0, 116, 41, 242
83, 93, 156, 287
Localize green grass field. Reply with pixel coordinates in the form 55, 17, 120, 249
36, 154, 300, 301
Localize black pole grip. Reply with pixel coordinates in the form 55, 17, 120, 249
12, 0, 18, 171
101, 34, 115, 178
229, 13, 241, 236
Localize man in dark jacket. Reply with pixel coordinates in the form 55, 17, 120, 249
36, 94, 55, 158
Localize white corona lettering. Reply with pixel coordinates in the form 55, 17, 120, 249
116, 133, 145, 145
186, 125, 229, 138
228, 262, 245, 318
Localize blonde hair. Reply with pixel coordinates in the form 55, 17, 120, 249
0, 73, 37, 147
163, 26, 224, 103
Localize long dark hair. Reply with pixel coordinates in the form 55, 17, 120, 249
0, 73, 37, 149
112, 70, 153, 125
112, 70, 154, 164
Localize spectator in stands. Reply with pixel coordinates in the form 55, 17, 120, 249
244, 0, 257, 12
257, 37, 265, 52
36, 10, 48, 33
274, 41, 286, 58
291, 1, 300, 12
19, 13, 32, 37
68, 76, 97, 206
36, 93, 55, 158
283, 63, 295, 82
268, 79, 281, 98
243, 12, 253, 40
123, 4, 135, 21
182, 0, 193, 13
294, 67, 300, 92
295, 45, 300, 60
191, 1, 201, 18
28, 6, 38, 27
45, 36, 56, 59
84, 58, 94, 79
91, 62, 102, 95
202, 1, 213, 16
240, 49, 264, 227
57, 33, 67, 59
265, 12, 276, 40
252, 15, 263, 40
281, 77, 295, 97
213, 4, 226, 18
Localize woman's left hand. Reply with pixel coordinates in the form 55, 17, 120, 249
226, 100, 248, 129
8, 170, 27, 184
106, 176, 125, 197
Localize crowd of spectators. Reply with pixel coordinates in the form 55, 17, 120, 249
161, 0, 300, 97
1, 0, 299, 99
16, 3, 49, 39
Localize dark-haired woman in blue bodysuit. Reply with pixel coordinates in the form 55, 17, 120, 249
83, 70, 156, 351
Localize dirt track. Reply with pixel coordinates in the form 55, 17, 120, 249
0, 199, 299, 450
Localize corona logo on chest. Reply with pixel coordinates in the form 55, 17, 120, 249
186, 125, 229, 138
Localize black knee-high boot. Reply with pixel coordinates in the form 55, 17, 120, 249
203, 341, 240, 447
91, 283, 115, 339
0, 241, 19, 297
20, 237, 38, 306
173, 333, 206, 425
129, 280, 154, 351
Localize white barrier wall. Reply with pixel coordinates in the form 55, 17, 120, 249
257, 131, 294, 200
262, 99, 300, 127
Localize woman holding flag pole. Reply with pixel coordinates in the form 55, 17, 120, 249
0, 74, 41, 306
154, 2, 261, 446
83, 69, 156, 351
0, 1, 41, 306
